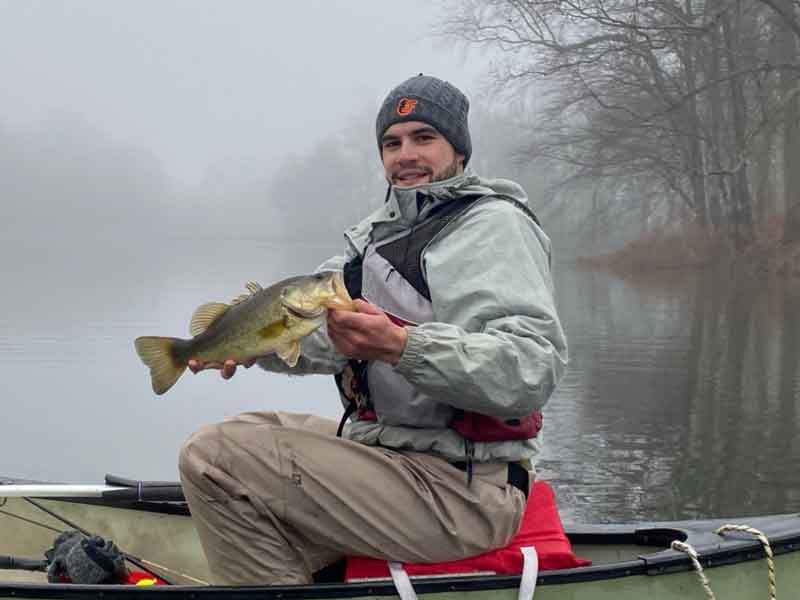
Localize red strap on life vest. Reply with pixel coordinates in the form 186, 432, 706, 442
451, 411, 543, 442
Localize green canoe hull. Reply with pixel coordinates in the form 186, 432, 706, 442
1, 480, 798, 600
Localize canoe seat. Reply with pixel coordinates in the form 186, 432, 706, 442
345, 480, 591, 582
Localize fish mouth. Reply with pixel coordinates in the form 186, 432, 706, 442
281, 272, 354, 318
283, 303, 324, 319
322, 272, 355, 311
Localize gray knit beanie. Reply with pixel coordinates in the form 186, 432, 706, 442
376, 74, 472, 165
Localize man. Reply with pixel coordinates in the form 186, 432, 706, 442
180, 74, 567, 585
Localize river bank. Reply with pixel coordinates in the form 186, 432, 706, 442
576, 219, 800, 278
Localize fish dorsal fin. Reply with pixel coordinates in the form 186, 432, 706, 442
231, 281, 264, 306
189, 302, 230, 337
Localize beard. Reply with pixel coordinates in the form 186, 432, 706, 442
431, 158, 462, 183
388, 158, 463, 187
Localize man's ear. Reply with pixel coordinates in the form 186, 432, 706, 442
456, 153, 465, 169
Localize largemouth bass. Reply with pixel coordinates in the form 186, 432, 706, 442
134, 271, 354, 395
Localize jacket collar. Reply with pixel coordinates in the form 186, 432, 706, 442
385, 170, 484, 223
344, 168, 530, 252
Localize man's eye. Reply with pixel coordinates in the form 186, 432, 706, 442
383, 140, 399, 149
416, 135, 435, 143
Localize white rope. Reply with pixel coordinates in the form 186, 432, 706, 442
715, 524, 776, 600
671, 540, 717, 600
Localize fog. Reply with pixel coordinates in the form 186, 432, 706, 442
0, 1, 490, 482
0, 0, 483, 187
0, 1, 501, 247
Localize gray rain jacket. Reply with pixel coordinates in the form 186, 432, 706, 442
258, 170, 567, 464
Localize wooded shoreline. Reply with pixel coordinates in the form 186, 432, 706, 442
577, 217, 800, 278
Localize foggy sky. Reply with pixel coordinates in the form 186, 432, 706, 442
0, 0, 485, 187
0, 1, 491, 483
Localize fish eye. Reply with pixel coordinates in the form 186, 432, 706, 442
282, 286, 300, 301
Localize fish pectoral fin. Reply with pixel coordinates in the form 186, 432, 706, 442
189, 302, 230, 337
275, 340, 301, 367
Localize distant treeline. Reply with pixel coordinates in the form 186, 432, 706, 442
0, 120, 170, 241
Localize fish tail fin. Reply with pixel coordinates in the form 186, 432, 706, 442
134, 336, 187, 395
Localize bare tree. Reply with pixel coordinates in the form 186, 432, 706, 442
762, 0, 800, 240
439, 0, 800, 248
759, 0, 800, 39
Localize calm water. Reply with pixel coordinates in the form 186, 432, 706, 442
1, 234, 798, 524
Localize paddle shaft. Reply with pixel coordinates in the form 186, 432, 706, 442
0, 485, 125, 498
0, 483, 184, 502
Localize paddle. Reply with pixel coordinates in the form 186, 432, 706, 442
102, 474, 185, 502
0, 476, 184, 502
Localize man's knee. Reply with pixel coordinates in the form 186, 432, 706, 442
178, 422, 221, 482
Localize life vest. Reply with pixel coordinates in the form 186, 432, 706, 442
334, 194, 543, 445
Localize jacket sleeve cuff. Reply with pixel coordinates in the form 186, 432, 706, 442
395, 327, 426, 375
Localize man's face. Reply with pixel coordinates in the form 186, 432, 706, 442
381, 121, 465, 188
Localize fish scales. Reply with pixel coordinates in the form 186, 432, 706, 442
134, 272, 354, 395
182, 282, 289, 362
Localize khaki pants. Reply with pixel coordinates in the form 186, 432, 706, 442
179, 411, 526, 585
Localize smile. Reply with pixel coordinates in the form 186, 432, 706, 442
394, 171, 430, 183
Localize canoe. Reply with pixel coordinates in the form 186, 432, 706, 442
1, 475, 798, 599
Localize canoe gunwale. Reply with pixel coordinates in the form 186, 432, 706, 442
2, 534, 800, 599
639, 528, 800, 576
0, 544, 797, 600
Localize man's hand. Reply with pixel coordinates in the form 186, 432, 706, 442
327, 299, 408, 365
188, 358, 256, 380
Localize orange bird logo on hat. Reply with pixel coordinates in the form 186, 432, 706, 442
396, 97, 418, 116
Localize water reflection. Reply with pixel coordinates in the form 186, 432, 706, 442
676, 274, 800, 518
0, 236, 343, 485
545, 266, 800, 522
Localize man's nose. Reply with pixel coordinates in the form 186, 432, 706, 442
397, 140, 418, 162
